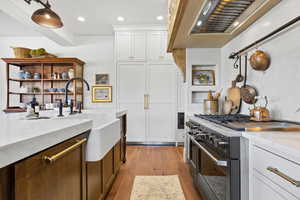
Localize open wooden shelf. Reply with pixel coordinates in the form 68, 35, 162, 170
3, 57, 85, 109
9, 78, 70, 82
9, 92, 77, 95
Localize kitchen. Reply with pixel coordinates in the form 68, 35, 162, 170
0, 0, 299, 200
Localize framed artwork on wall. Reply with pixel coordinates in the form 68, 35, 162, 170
192, 70, 215, 86
95, 74, 109, 85
92, 86, 112, 102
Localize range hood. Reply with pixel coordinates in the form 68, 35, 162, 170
167, 0, 281, 51
191, 0, 255, 34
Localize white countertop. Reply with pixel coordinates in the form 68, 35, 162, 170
0, 108, 127, 168
188, 115, 300, 164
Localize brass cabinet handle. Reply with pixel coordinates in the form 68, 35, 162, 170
144, 94, 149, 110
267, 167, 300, 187
43, 138, 87, 164
159, 56, 165, 59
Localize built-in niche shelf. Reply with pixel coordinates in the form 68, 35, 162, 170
191, 91, 214, 104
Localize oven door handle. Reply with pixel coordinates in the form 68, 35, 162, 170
191, 137, 228, 167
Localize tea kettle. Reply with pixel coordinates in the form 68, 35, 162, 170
249, 96, 271, 121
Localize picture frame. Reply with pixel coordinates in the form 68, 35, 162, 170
92, 86, 112, 103
192, 70, 215, 86
95, 74, 109, 85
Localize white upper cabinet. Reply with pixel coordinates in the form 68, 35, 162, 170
147, 31, 173, 63
116, 31, 146, 62
116, 32, 132, 61
132, 32, 146, 61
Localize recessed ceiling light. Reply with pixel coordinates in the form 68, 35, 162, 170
77, 16, 85, 22
156, 16, 164, 21
233, 21, 240, 27
117, 16, 125, 22
197, 20, 202, 27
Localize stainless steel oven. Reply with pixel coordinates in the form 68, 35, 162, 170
187, 120, 240, 200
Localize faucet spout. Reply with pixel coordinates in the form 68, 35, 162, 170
65, 78, 90, 105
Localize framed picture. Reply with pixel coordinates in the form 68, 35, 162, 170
95, 74, 109, 85
192, 70, 215, 86
92, 86, 112, 102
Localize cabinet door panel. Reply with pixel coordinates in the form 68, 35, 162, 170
147, 103, 175, 142
120, 103, 146, 142
14, 134, 87, 200
132, 32, 146, 61
147, 64, 176, 103
118, 64, 146, 103
147, 64, 177, 142
148, 32, 162, 61
116, 32, 131, 61
161, 32, 173, 61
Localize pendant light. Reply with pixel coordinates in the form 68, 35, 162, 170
25, 0, 63, 28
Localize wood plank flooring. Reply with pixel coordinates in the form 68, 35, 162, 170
106, 145, 202, 200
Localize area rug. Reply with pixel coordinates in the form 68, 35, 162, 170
130, 175, 186, 200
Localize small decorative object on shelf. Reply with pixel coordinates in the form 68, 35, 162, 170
192, 69, 215, 86
92, 86, 112, 103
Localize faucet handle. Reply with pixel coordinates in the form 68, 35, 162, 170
77, 101, 82, 113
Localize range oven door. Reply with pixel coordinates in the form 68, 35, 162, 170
192, 138, 240, 200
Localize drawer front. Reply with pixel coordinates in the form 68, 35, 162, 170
253, 145, 300, 198
15, 133, 88, 200
253, 171, 298, 200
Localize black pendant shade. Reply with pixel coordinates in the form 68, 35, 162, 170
31, 8, 63, 28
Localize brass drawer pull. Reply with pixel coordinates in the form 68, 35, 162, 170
43, 138, 87, 164
267, 167, 300, 187
144, 94, 149, 110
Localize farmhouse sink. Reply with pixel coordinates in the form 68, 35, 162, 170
62, 111, 121, 162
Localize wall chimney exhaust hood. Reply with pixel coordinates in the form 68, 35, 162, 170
167, 0, 281, 51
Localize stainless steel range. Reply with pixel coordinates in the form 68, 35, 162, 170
186, 119, 240, 200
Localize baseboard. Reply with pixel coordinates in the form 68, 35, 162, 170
127, 142, 184, 146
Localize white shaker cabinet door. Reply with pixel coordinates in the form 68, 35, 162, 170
148, 32, 162, 62
146, 64, 177, 142
118, 64, 147, 142
116, 32, 132, 61
132, 32, 146, 61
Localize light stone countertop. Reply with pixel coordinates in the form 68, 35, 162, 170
0, 108, 127, 168
188, 115, 300, 164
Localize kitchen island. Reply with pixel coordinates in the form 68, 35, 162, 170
0, 109, 127, 200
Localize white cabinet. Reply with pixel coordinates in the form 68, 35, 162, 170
147, 31, 172, 63
253, 171, 297, 200
147, 64, 177, 142
250, 144, 300, 200
118, 63, 147, 142
118, 63, 177, 142
116, 32, 146, 62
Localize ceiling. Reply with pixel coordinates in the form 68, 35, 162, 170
0, 11, 40, 36
0, 0, 167, 37
52, 0, 168, 35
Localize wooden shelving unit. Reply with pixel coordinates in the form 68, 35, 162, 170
2, 58, 85, 110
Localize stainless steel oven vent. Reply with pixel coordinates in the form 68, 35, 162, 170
192, 0, 255, 33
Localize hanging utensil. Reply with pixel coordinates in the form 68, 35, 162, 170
241, 55, 258, 104
250, 50, 271, 71
235, 56, 244, 83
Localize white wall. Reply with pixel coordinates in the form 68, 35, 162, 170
220, 0, 300, 121
0, 36, 116, 109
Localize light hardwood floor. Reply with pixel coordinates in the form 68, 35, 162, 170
106, 145, 202, 200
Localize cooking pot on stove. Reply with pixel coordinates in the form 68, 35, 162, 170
249, 96, 271, 121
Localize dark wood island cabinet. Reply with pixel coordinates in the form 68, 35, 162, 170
0, 131, 89, 200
